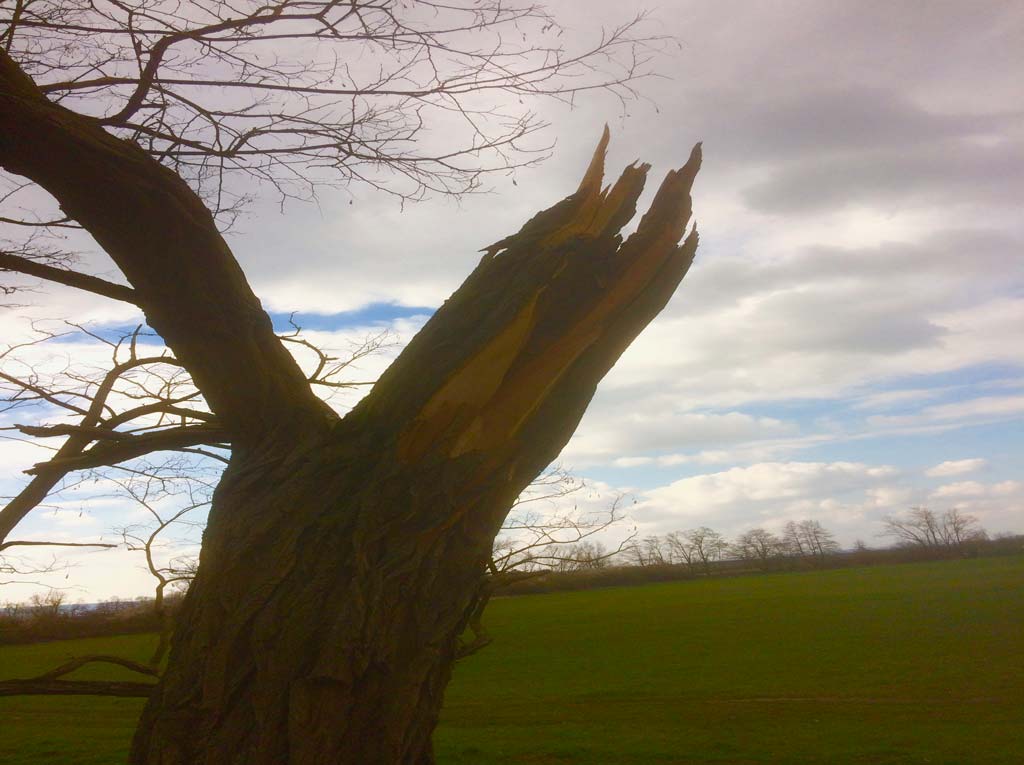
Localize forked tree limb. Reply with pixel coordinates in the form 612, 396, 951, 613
0, 350, 223, 541
0, 49, 331, 440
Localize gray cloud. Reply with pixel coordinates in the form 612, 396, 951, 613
675, 228, 1023, 321
742, 137, 1024, 214
677, 85, 1012, 167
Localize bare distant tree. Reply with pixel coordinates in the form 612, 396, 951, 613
783, 520, 839, 563
732, 527, 782, 569
642, 534, 668, 565
664, 530, 695, 569
781, 521, 808, 558
684, 526, 729, 573
458, 472, 632, 656
28, 588, 65, 618
559, 540, 612, 570
800, 520, 840, 559
634, 527, 731, 573
939, 508, 986, 546
881, 507, 943, 548
881, 507, 985, 550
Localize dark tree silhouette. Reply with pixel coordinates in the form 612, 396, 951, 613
731, 527, 783, 569
783, 519, 839, 563
881, 506, 985, 550
0, 3, 700, 762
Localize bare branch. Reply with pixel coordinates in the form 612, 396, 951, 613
0, 251, 137, 303
26, 654, 160, 682
0, 539, 115, 553
1, 2, 668, 212
25, 424, 229, 475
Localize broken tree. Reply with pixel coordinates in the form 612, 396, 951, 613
132, 128, 699, 765
1, 49, 699, 765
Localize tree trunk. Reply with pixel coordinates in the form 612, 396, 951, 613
2, 48, 700, 761
131, 431, 502, 764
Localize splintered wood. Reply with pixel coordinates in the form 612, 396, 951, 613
398, 127, 701, 464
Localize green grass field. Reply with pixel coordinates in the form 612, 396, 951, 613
2, 556, 1022, 764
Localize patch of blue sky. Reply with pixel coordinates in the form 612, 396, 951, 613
735, 398, 844, 422
578, 364, 1024, 490
862, 362, 1024, 398
801, 421, 1024, 481
38, 302, 441, 345
51, 322, 157, 344
579, 462, 691, 491
580, 416, 1023, 494
734, 362, 1024, 425
269, 303, 436, 332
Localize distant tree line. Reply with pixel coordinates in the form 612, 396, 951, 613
0, 592, 174, 645
4, 505, 1019, 646
881, 506, 987, 550
627, 520, 840, 572
497, 507, 1021, 597
625, 507, 998, 575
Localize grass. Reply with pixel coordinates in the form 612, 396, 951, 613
2, 556, 1022, 763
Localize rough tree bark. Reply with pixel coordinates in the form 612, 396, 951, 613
1, 49, 699, 764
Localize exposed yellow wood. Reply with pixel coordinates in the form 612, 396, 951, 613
578, 163, 649, 238
536, 126, 612, 250
574, 124, 610, 198
451, 165, 699, 456
397, 294, 541, 461
396, 130, 700, 465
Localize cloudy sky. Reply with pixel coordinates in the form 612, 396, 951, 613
2, 1, 1022, 600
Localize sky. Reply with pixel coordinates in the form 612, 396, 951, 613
2, 0, 1022, 601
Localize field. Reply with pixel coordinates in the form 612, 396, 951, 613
2, 556, 1022, 764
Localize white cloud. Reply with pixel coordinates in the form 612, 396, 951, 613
925, 458, 987, 477
852, 388, 945, 411
992, 480, 1023, 496
563, 409, 798, 466
0, 546, 153, 604
916, 480, 1024, 537
635, 461, 902, 541
921, 395, 1024, 421
870, 394, 1024, 430
932, 481, 987, 499
629, 462, 1023, 547
865, 486, 913, 508
0, 436, 54, 473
